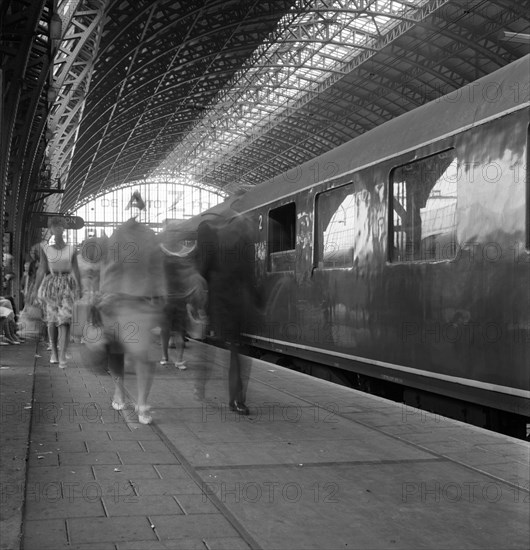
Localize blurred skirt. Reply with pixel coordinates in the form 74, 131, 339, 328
94, 293, 163, 361
38, 273, 78, 326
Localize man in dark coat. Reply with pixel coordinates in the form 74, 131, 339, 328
197, 210, 259, 415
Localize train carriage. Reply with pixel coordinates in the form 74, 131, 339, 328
187, 55, 530, 436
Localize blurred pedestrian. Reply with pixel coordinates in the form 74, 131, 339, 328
21, 257, 34, 309
18, 244, 46, 341
158, 222, 208, 370
77, 236, 102, 300
197, 209, 260, 415
74, 236, 102, 343
2, 243, 14, 296
96, 192, 166, 424
33, 217, 80, 368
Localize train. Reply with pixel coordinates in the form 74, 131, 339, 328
180, 55, 530, 437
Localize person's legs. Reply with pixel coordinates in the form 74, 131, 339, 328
107, 348, 126, 409
160, 322, 170, 364
193, 343, 213, 400
175, 331, 185, 362
122, 300, 159, 424
57, 324, 70, 366
43, 320, 51, 350
228, 346, 242, 402
134, 353, 156, 424
98, 299, 127, 410
174, 329, 187, 369
0, 318, 8, 345
48, 322, 59, 362
228, 344, 249, 415
4, 317, 21, 343
65, 323, 71, 349
173, 306, 187, 369
9, 317, 24, 342
239, 344, 252, 404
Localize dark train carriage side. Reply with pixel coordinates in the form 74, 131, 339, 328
199, 56, 530, 435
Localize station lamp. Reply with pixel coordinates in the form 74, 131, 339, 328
50, 13, 62, 42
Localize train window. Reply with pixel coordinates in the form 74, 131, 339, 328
527, 123, 530, 251
390, 150, 458, 262
268, 203, 296, 272
315, 185, 356, 268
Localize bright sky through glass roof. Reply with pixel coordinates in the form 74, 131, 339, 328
156, 0, 430, 185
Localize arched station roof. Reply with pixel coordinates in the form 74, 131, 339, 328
1, 0, 529, 232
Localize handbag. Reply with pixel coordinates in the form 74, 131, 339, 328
72, 301, 89, 338
20, 303, 42, 321
18, 304, 43, 338
186, 303, 208, 340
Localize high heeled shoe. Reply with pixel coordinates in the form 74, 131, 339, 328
135, 405, 152, 424
111, 399, 126, 411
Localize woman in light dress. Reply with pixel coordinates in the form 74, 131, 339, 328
33, 217, 80, 368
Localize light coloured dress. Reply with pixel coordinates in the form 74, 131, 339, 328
38, 243, 78, 326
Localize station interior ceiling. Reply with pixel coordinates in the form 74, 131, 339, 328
1, 0, 529, 256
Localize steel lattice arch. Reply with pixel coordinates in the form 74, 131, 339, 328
1, 0, 529, 260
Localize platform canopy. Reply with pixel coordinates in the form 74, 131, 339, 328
2, 0, 529, 224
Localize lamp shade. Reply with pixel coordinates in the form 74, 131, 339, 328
50, 13, 62, 41
126, 191, 146, 211
47, 87, 57, 103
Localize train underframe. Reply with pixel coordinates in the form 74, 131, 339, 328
240, 343, 530, 441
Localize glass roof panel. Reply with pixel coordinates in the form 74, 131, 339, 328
155, 0, 430, 181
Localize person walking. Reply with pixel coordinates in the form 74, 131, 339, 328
96, 192, 166, 424
196, 209, 261, 415
74, 236, 102, 343
158, 222, 208, 370
33, 217, 80, 368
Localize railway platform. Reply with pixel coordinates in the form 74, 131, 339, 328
1, 336, 528, 550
